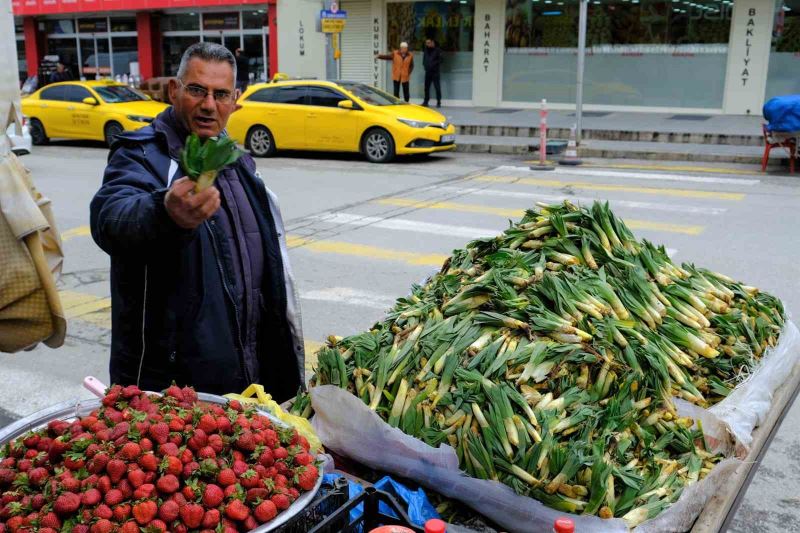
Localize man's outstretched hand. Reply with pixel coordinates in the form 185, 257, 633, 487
164, 177, 221, 229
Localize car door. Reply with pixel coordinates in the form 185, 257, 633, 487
34, 86, 69, 137
60, 85, 102, 140
304, 86, 359, 151
245, 85, 307, 149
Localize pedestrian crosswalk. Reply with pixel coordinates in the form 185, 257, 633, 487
57, 164, 755, 374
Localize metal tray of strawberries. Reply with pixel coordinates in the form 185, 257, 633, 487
0, 392, 323, 533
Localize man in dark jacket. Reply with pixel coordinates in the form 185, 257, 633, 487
90, 42, 305, 401
422, 39, 442, 108
234, 48, 250, 93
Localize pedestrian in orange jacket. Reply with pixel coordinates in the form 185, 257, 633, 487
376, 42, 414, 102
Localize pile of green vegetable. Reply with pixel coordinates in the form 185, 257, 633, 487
180, 133, 242, 192
294, 201, 785, 527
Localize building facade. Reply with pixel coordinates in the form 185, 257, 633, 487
13, 0, 277, 85
277, 0, 800, 115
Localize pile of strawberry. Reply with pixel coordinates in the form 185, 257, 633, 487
0, 384, 319, 533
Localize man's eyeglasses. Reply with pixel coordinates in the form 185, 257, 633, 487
178, 80, 235, 104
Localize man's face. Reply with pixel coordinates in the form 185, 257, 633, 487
400, 46, 409, 54
426, 40, 433, 48
169, 58, 238, 140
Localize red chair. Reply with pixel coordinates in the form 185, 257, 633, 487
761, 124, 796, 173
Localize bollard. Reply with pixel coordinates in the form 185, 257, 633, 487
558, 124, 583, 166
530, 98, 555, 171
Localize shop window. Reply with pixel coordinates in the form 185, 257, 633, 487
110, 17, 137, 33
386, 1, 475, 100
163, 36, 202, 77
43, 20, 75, 35
243, 10, 268, 29
503, 0, 731, 108
161, 14, 200, 32
78, 19, 108, 33
766, 0, 800, 99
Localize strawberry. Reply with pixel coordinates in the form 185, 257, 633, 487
239, 469, 260, 489
120, 521, 139, 533
293, 452, 313, 467
81, 488, 102, 506
139, 438, 153, 452
187, 429, 207, 452
287, 487, 299, 501
273, 447, 288, 461
179, 503, 204, 529
106, 459, 127, 483
234, 432, 256, 452
258, 449, 275, 467
197, 415, 217, 435
39, 528, 57, 533
26, 468, 48, 487
109, 422, 130, 441
53, 492, 80, 515
121, 385, 142, 398
88, 452, 110, 474
119, 442, 141, 461
60, 475, 81, 493
253, 500, 277, 523
275, 461, 291, 477
171, 492, 188, 507
148, 423, 169, 445
127, 468, 146, 488
90, 519, 113, 533
161, 456, 182, 476
148, 519, 167, 532
179, 448, 194, 465
201, 509, 220, 529
207, 434, 224, 454
158, 443, 179, 457
72, 524, 90, 533
165, 384, 184, 401
113, 503, 132, 522
157, 500, 179, 523
93, 504, 113, 520
138, 453, 158, 473
97, 475, 112, 494
201, 484, 224, 508
156, 474, 179, 494
118, 478, 134, 499
30, 494, 45, 510
198, 446, 216, 460
274, 474, 288, 488
133, 483, 155, 500
243, 515, 258, 531
215, 417, 232, 435
232, 460, 248, 477
38, 512, 61, 529
132, 500, 157, 525
168, 417, 185, 433
224, 500, 249, 522
173, 524, 188, 533
217, 469, 236, 487
297, 435, 311, 451
182, 484, 198, 502
104, 488, 124, 506
245, 488, 268, 503
270, 493, 290, 511
182, 462, 199, 479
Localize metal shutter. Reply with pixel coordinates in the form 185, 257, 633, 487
339, 0, 373, 84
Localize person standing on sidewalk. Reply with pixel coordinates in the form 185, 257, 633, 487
376, 42, 414, 102
422, 39, 442, 108
234, 48, 250, 93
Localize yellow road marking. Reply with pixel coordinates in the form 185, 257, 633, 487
377, 197, 704, 235
287, 235, 447, 266
586, 163, 758, 176
475, 175, 745, 201
61, 225, 91, 241
304, 341, 324, 372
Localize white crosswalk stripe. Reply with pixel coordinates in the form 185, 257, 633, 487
308, 212, 499, 239
493, 165, 760, 185
301, 287, 396, 310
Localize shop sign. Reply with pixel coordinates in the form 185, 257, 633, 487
78, 19, 108, 33
202, 12, 240, 31
372, 16, 381, 87
483, 13, 491, 73
320, 9, 347, 33
741, 8, 757, 87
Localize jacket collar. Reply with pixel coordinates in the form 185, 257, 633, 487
152, 107, 191, 161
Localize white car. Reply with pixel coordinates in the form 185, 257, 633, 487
6, 118, 32, 156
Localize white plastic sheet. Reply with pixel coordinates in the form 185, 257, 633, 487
310, 321, 800, 532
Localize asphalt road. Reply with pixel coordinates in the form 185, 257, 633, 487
2, 144, 799, 532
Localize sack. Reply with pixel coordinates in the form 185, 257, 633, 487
0, 152, 65, 352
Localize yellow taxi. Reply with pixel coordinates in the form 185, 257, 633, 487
227, 80, 456, 163
22, 80, 169, 146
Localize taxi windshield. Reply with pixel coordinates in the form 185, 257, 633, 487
94, 85, 147, 104
338, 83, 402, 106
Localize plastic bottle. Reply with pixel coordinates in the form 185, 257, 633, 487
553, 516, 575, 533
425, 518, 447, 533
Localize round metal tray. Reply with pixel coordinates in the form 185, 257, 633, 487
0, 392, 323, 532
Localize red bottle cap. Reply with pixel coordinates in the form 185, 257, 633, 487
554, 517, 575, 533
424, 519, 448, 533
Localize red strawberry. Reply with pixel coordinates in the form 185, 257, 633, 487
119, 442, 141, 461
118, 478, 133, 499
258, 449, 275, 467
30, 494, 45, 510
88, 452, 110, 474
254, 500, 277, 523
173, 524, 188, 533
61, 475, 81, 493
106, 459, 127, 483
270, 493, 290, 511
182, 461, 199, 479
165, 384, 184, 401
275, 461, 291, 477
187, 429, 208, 452
197, 415, 217, 435
93, 504, 113, 520
162, 455, 182, 476
288, 487, 299, 501
90, 519, 113, 533
224, 484, 239, 499
132, 500, 157, 525
53, 492, 80, 515
294, 452, 313, 466
158, 443, 179, 457
139, 437, 153, 452
179, 503, 204, 529
208, 434, 224, 454
234, 432, 256, 452
201, 509, 221, 529
168, 417, 185, 433
72, 524, 90, 533
104, 488, 124, 506
81, 488, 102, 506
156, 474, 179, 494
138, 453, 158, 472
228, 400, 243, 412
245, 488, 268, 503
97, 475, 112, 494
274, 474, 288, 488
224, 500, 249, 521
113, 503, 132, 522
232, 460, 248, 477
63, 454, 85, 471
215, 417, 232, 435
202, 484, 224, 508
127, 468, 146, 488
148, 519, 167, 532
27, 468, 48, 486
179, 448, 194, 465
171, 492, 188, 507
109, 422, 130, 441
38, 512, 61, 529
121, 521, 139, 533
239, 469, 260, 489
133, 483, 155, 500
157, 500, 179, 523
198, 446, 216, 460
273, 447, 288, 461
243, 515, 258, 531
148, 423, 169, 445
217, 469, 236, 487
297, 435, 311, 451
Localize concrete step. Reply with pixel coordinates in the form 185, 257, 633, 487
454, 125, 764, 147
454, 135, 794, 166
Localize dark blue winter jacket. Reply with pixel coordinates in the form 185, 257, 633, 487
89, 109, 305, 401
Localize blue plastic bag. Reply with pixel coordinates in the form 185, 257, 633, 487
763, 95, 800, 132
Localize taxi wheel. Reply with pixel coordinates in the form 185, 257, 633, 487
29, 119, 48, 145
362, 128, 395, 163
104, 122, 124, 147
246, 126, 276, 157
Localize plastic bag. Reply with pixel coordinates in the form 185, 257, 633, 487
310, 320, 800, 533
225, 384, 323, 453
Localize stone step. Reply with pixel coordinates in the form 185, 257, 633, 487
454, 125, 764, 147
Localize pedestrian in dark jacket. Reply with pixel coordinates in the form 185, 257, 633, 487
422, 39, 442, 108
234, 48, 250, 93
90, 42, 305, 401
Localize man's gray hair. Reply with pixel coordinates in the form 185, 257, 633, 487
176, 42, 237, 82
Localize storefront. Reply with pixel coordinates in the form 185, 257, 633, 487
277, 0, 800, 115
12, 0, 276, 85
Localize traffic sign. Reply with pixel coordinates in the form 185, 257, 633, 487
320, 9, 347, 33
